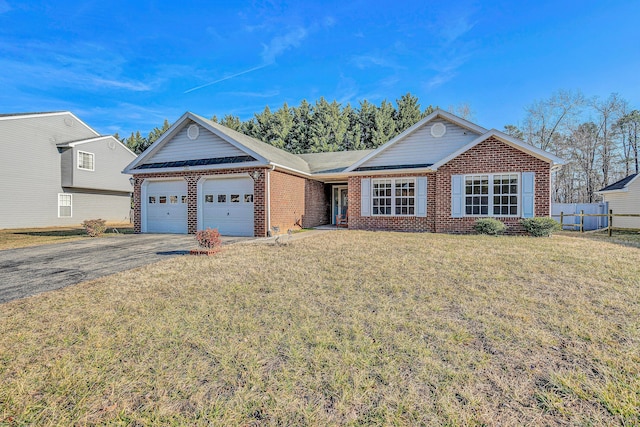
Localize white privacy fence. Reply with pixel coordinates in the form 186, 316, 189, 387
551, 203, 608, 231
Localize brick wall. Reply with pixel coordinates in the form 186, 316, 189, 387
435, 137, 551, 234
303, 180, 329, 227
269, 170, 305, 233
132, 167, 267, 236
348, 172, 436, 233
347, 137, 551, 234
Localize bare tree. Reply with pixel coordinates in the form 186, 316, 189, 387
447, 102, 475, 121
592, 93, 626, 186
616, 109, 640, 175
522, 89, 585, 151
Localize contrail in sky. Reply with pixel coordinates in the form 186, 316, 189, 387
183, 64, 269, 94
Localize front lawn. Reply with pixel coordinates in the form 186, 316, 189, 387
0, 225, 133, 250
0, 232, 638, 425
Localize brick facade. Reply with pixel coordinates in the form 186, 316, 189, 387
303, 180, 329, 228
132, 167, 328, 237
348, 137, 551, 234
348, 172, 436, 232
269, 170, 305, 233
132, 167, 267, 236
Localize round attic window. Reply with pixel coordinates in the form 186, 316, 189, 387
187, 124, 200, 140
64, 117, 74, 127
431, 122, 446, 138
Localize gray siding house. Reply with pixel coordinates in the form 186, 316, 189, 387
0, 112, 137, 229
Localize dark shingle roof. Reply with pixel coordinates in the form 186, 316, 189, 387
598, 174, 638, 192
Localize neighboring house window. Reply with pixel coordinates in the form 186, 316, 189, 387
77, 151, 95, 171
372, 178, 416, 216
464, 173, 519, 216
58, 193, 72, 217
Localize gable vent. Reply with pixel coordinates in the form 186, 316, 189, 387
187, 124, 200, 140
430, 122, 446, 138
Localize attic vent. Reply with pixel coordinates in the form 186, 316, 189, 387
107, 140, 116, 150
431, 122, 446, 138
187, 124, 200, 140
64, 117, 74, 127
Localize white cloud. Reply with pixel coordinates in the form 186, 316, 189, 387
261, 27, 308, 64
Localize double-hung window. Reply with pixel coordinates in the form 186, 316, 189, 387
58, 193, 72, 217
77, 151, 95, 171
372, 178, 416, 216
464, 173, 519, 216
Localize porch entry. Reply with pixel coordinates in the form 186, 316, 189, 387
332, 185, 348, 225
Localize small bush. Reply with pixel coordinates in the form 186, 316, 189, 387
195, 227, 222, 249
521, 217, 561, 237
82, 219, 107, 237
473, 218, 507, 236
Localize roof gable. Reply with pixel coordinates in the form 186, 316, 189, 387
0, 111, 100, 145
346, 110, 486, 172
431, 129, 565, 170
597, 173, 639, 192
125, 112, 311, 174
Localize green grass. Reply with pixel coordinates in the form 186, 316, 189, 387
0, 225, 134, 250
0, 231, 638, 425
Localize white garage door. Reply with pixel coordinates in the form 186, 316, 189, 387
200, 177, 254, 236
145, 180, 188, 233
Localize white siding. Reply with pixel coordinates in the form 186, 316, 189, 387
148, 122, 246, 163
603, 179, 640, 229
361, 119, 480, 168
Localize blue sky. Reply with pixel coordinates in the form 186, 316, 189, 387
1, 0, 639, 137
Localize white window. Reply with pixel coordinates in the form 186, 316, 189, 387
58, 193, 72, 217
77, 151, 95, 171
372, 178, 416, 216
464, 173, 519, 216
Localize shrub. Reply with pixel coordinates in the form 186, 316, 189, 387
521, 217, 561, 237
195, 227, 222, 250
82, 219, 107, 237
473, 218, 507, 236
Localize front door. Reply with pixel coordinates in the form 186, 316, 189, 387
332, 185, 348, 224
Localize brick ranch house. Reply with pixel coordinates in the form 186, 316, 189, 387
123, 110, 564, 236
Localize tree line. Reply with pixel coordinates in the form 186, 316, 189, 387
119, 90, 639, 204
503, 90, 639, 203
120, 93, 443, 155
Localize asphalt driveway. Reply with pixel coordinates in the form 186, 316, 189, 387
0, 234, 247, 304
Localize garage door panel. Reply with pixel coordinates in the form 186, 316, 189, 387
201, 178, 254, 237
146, 180, 187, 234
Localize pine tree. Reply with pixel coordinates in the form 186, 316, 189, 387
287, 100, 312, 153
269, 103, 293, 149
358, 100, 377, 148
125, 131, 147, 154
395, 92, 422, 133
372, 100, 397, 148
343, 104, 365, 151
309, 98, 348, 152
219, 114, 242, 131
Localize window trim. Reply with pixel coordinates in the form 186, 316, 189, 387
77, 150, 95, 171
58, 193, 72, 218
371, 177, 417, 217
463, 172, 520, 217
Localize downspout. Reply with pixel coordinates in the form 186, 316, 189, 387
266, 164, 275, 236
